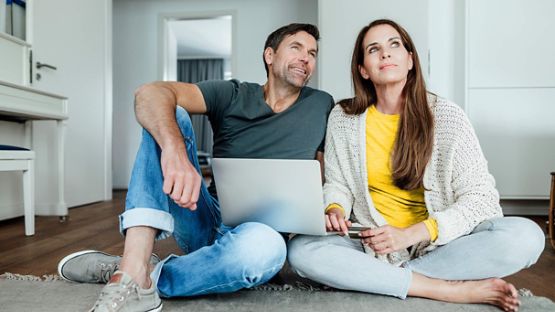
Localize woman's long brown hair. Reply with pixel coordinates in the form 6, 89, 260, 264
340, 19, 434, 190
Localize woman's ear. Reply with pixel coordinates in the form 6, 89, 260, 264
359, 65, 370, 80
408, 52, 414, 70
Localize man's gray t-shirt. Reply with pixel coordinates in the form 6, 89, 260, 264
196, 79, 334, 196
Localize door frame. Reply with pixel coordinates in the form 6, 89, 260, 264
157, 10, 237, 81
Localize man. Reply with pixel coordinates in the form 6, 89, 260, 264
57, 23, 334, 311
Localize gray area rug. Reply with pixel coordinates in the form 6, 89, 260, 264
1, 273, 554, 312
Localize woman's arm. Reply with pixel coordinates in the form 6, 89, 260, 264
431, 103, 503, 245
323, 107, 355, 219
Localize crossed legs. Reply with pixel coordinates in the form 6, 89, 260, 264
288, 217, 545, 311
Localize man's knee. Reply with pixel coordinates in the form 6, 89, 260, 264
175, 106, 195, 138
230, 222, 286, 283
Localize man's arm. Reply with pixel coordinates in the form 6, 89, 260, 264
134, 81, 207, 210
135, 81, 207, 148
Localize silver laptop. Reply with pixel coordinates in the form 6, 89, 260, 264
211, 158, 330, 235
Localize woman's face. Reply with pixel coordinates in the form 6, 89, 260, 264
358, 24, 413, 87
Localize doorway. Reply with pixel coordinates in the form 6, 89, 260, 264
159, 12, 235, 156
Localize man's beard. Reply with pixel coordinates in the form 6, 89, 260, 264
283, 71, 311, 88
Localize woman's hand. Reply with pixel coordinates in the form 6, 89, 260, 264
325, 208, 352, 235
359, 222, 429, 254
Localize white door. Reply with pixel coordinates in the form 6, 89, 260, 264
30, 0, 112, 209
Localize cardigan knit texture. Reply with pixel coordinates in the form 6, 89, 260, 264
323, 94, 503, 265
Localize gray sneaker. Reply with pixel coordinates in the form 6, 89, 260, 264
89, 270, 163, 312
58, 250, 161, 284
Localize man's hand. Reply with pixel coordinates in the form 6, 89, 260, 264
134, 82, 208, 211
359, 222, 428, 254
160, 145, 201, 210
325, 208, 352, 235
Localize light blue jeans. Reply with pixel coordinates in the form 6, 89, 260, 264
287, 217, 544, 299
120, 107, 286, 297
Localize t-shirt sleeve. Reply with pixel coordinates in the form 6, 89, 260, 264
196, 79, 239, 126
317, 95, 336, 152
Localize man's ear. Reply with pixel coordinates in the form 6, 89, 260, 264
264, 47, 274, 67
359, 65, 370, 80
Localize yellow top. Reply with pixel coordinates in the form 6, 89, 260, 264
325, 105, 437, 241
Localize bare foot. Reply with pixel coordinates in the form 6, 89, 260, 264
410, 274, 520, 312
444, 279, 520, 311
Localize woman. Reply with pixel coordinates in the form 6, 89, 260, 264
287, 19, 544, 312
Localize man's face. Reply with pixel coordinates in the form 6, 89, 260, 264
265, 31, 318, 88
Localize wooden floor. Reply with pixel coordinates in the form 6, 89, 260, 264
1, 191, 554, 301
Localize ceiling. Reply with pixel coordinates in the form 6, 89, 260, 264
168, 16, 232, 59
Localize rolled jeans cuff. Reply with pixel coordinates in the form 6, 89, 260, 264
398, 266, 412, 299
150, 254, 177, 297
119, 208, 174, 240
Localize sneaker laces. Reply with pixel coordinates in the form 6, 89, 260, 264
97, 262, 119, 283
92, 280, 140, 312
94, 254, 158, 284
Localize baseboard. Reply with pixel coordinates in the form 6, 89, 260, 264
0, 201, 23, 221
501, 199, 549, 216
35, 203, 67, 216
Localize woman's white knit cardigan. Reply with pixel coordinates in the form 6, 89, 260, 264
323, 95, 503, 265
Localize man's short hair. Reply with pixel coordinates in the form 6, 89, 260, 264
263, 23, 320, 77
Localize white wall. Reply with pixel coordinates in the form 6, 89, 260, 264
167, 27, 177, 81
112, 0, 318, 188
318, 0, 467, 107
318, 0, 429, 102
0, 1, 5, 34
427, 0, 465, 106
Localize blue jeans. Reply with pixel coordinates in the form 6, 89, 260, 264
120, 107, 287, 297
287, 217, 544, 299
